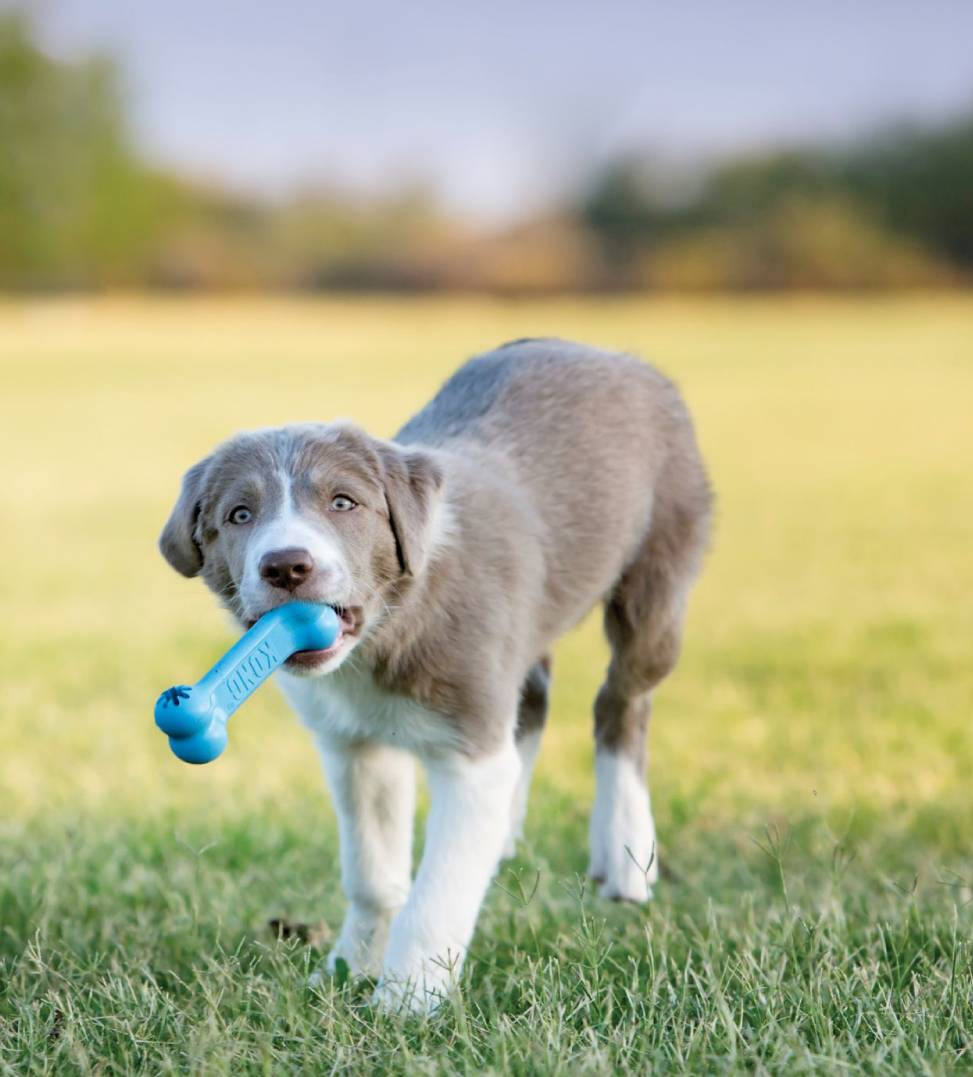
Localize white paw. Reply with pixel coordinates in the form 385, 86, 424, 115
372, 957, 457, 1015
323, 943, 381, 979
589, 751, 658, 904
597, 839, 657, 903
319, 903, 398, 981
307, 946, 376, 990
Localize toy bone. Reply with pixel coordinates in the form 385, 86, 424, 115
154, 602, 339, 764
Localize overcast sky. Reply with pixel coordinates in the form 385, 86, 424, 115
26, 0, 973, 220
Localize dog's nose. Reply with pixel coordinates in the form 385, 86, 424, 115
259, 548, 315, 591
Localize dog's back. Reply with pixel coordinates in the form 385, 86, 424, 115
397, 338, 712, 642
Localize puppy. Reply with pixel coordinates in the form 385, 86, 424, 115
159, 338, 712, 1011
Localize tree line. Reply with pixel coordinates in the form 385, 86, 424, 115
2, 12, 971, 292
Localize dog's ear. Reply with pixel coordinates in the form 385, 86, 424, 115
159, 457, 211, 577
377, 444, 444, 578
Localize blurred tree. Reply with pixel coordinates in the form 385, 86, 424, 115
695, 151, 837, 223
0, 12, 183, 287
841, 114, 973, 265
580, 160, 662, 279
577, 121, 970, 290
642, 196, 951, 291
0, 9, 969, 293
273, 185, 452, 291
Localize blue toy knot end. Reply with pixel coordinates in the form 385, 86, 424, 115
160, 685, 191, 708
155, 685, 208, 739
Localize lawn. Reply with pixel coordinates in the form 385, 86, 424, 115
2, 294, 972, 1073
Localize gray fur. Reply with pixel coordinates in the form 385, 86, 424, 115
159, 336, 715, 978
160, 338, 712, 764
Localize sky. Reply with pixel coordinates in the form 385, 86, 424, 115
25, 0, 973, 221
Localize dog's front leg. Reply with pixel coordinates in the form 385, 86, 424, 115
315, 737, 415, 979
374, 735, 519, 1013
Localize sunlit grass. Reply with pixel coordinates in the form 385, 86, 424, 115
2, 295, 972, 1071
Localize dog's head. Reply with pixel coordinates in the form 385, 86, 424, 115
159, 422, 444, 674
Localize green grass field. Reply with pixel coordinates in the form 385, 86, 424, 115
2, 295, 972, 1073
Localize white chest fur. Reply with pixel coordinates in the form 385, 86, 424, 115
276, 661, 459, 757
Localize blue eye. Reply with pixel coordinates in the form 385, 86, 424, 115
330, 495, 357, 512
228, 505, 252, 525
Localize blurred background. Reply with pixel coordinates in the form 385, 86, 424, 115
4, 0, 973, 294
3, 4, 973, 1067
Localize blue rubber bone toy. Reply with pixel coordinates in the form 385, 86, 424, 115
154, 602, 340, 764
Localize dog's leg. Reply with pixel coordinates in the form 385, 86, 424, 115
374, 734, 519, 1012
314, 738, 415, 979
504, 655, 551, 859
589, 687, 659, 902
589, 484, 708, 902
590, 593, 685, 901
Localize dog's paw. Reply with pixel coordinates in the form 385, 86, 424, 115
372, 942, 463, 1016
371, 965, 454, 1015
598, 873, 654, 904
307, 950, 372, 992
324, 944, 382, 980
596, 841, 658, 903
589, 754, 659, 903
314, 903, 398, 982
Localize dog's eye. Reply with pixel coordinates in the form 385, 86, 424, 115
330, 495, 357, 512
228, 505, 253, 525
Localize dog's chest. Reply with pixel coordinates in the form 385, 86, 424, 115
276, 663, 457, 756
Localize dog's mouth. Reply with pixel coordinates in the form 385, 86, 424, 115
245, 604, 363, 671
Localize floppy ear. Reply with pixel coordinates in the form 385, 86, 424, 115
377, 444, 444, 578
159, 457, 211, 577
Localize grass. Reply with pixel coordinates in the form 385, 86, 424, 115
1, 294, 972, 1073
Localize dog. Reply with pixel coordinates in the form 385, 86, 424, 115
159, 338, 712, 1011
